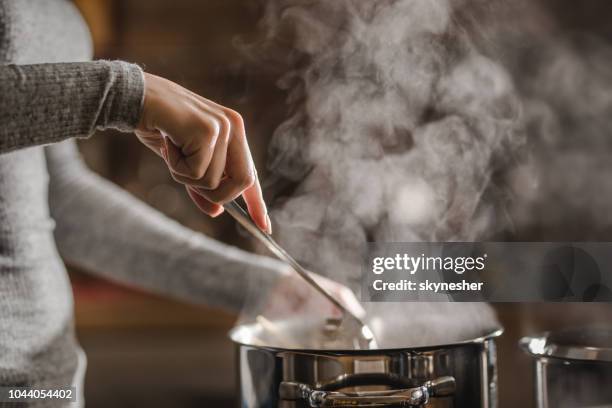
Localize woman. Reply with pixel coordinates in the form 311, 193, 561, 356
0, 1, 358, 405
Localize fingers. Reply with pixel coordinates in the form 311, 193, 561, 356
143, 83, 219, 180
242, 173, 270, 233
186, 186, 224, 217
162, 118, 216, 180
164, 110, 231, 190
192, 110, 260, 209
195, 167, 255, 205
161, 107, 264, 229
167, 105, 232, 187
199, 118, 230, 190
138, 73, 269, 226
223, 109, 268, 232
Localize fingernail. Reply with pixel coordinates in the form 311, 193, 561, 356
265, 214, 272, 234
211, 206, 225, 218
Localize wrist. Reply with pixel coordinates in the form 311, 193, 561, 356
137, 72, 158, 132
100, 61, 145, 132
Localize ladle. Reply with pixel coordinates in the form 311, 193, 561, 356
224, 200, 378, 350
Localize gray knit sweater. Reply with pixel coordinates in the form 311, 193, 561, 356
0, 1, 283, 405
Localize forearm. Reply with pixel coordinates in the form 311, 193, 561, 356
46, 141, 285, 312
0, 61, 143, 153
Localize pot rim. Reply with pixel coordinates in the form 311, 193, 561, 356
520, 327, 612, 363
229, 324, 503, 354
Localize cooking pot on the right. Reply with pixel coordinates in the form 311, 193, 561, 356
520, 326, 612, 408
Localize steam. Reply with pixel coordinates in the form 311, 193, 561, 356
250, 0, 522, 290
457, 0, 612, 238
507, 36, 612, 236
241, 0, 612, 347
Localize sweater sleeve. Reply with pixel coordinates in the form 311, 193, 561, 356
45, 140, 286, 313
0, 61, 144, 153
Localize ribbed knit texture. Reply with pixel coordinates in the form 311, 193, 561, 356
0, 1, 284, 406
0, 61, 145, 152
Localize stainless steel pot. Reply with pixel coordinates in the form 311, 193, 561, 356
230, 323, 503, 407
520, 327, 612, 408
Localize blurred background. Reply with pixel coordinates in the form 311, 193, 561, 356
68, 0, 612, 407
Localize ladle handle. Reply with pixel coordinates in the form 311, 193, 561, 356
223, 200, 348, 314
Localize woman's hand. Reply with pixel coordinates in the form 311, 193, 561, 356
135, 73, 270, 233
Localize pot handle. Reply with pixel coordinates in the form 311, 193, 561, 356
279, 375, 455, 407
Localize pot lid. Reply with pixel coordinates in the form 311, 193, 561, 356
520, 326, 612, 362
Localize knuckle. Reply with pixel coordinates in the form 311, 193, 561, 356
199, 117, 220, 139
237, 171, 256, 190
208, 120, 221, 139
193, 128, 217, 153
217, 118, 231, 143
187, 119, 216, 149
225, 109, 244, 125
219, 114, 231, 130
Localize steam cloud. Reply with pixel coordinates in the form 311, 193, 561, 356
251, 0, 522, 289
243, 0, 612, 346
